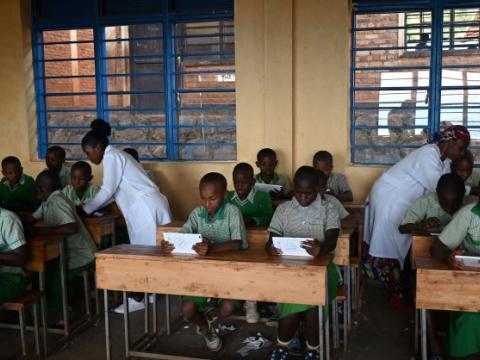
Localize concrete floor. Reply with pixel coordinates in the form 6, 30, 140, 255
0, 280, 416, 360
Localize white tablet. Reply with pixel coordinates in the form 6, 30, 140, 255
163, 233, 202, 255
455, 255, 480, 269
272, 237, 313, 258
255, 183, 283, 193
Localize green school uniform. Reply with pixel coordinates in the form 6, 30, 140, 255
438, 202, 480, 357
255, 172, 292, 197
181, 201, 247, 311
59, 165, 70, 188
0, 175, 38, 212
62, 184, 99, 206
0, 208, 26, 304
268, 195, 340, 319
324, 194, 349, 220
465, 170, 480, 187
327, 172, 351, 196
401, 192, 452, 229
227, 188, 273, 226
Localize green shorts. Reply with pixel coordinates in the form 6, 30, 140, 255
449, 311, 480, 357
0, 272, 25, 304
182, 296, 242, 313
278, 262, 339, 319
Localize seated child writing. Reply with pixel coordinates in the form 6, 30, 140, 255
0, 156, 38, 212
313, 150, 353, 202
266, 166, 340, 360
430, 200, 480, 360
62, 161, 99, 206
161, 172, 248, 352
45, 146, 70, 188
451, 149, 480, 197
255, 148, 292, 200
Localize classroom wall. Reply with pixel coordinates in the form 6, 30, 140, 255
0, 0, 385, 220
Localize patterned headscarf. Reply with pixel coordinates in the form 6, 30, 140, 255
431, 125, 470, 144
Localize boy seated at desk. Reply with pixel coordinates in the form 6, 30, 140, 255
313, 150, 353, 203
451, 150, 480, 197
26, 170, 97, 315
317, 169, 353, 223
0, 156, 38, 212
45, 146, 71, 188
266, 166, 340, 360
0, 207, 27, 304
430, 199, 480, 360
62, 161, 99, 206
161, 172, 248, 352
255, 148, 292, 201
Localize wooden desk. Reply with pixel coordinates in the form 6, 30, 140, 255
81, 215, 117, 248
96, 244, 331, 360
416, 256, 480, 360
26, 234, 62, 273
411, 235, 436, 270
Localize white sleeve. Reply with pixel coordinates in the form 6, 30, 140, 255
83, 152, 124, 214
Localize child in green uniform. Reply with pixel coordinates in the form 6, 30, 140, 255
266, 166, 340, 360
313, 150, 353, 203
399, 173, 466, 234
161, 172, 247, 352
451, 150, 480, 197
255, 148, 292, 200
46, 146, 70, 188
62, 161, 99, 206
29, 170, 97, 313
0, 156, 38, 211
430, 200, 480, 360
0, 207, 27, 304
317, 170, 350, 221
228, 162, 273, 227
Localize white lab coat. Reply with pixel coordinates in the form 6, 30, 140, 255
364, 144, 451, 265
83, 146, 172, 245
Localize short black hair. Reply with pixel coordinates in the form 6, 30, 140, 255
36, 170, 61, 192
1, 156, 21, 168
200, 172, 227, 192
233, 162, 254, 178
451, 149, 474, 171
313, 150, 333, 164
256, 148, 277, 162
47, 146, 66, 160
71, 161, 92, 177
123, 148, 139, 162
316, 169, 328, 186
436, 173, 465, 197
294, 166, 320, 189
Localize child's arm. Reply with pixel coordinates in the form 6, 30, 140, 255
265, 232, 282, 255
430, 238, 465, 270
334, 174, 353, 202
195, 239, 243, 255
34, 222, 78, 237
0, 244, 26, 268
302, 228, 339, 257
399, 217, 441, 234
336, 191, 353, 203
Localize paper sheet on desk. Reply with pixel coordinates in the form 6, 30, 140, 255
455, 255, 480, 269
272, 237, 313, 258
163, 233, 202, 255
255, 183, 283, 193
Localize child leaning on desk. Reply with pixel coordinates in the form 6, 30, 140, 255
265, 166, 340, 360
161, 172, 248, 353
430, 198, 480, 360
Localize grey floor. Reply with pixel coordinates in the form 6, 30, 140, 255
0, 280, 416, 360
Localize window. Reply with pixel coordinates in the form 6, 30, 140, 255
351, 2, 480, 165
33, 2, 235, 161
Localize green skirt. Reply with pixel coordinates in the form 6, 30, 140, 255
449, 311, 480, 357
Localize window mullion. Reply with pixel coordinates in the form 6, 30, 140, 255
94, 27, 108, 123
33, 31, 49, 158
164, 9, 178, 160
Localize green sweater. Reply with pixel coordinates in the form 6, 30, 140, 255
227, 188, 273, 227
0, 175, 38, 212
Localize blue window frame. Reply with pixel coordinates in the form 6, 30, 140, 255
351, 1, 480, 165
32, 0, 235, 161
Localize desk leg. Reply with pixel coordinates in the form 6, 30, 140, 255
59, 239, 69, 336
345, 265, 351, 330
39, 272, 48, 357
152, 294, 157, 335
421, 309, 427, 360
414, 310, 419, 356
104, 289, 111, 360
318, 306, 324, 360
165, 294, 171, 336
144, 293, 150, 335
123, 291, 130, 358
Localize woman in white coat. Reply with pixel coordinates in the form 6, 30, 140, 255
364, 125, 470, 309
81, 119, 172, 313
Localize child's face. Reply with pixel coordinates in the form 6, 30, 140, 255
233, 171, 254, 200
314, 160, 333, 177
82, 144, 104, 165
294, 180, 318, 207
46, 152, 64, 172
200, 182, 226, 216
256, 156, 277, 178
2, 163, 23, 186
438, 191, 463, 215
452, 160, 473, 181
71, 168, 92, 193
35, 181, 51, 202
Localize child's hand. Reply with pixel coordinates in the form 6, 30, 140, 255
267, 242, 282, 256
193, 239, 209, 256
423, 217, 441, 231
325, 188, 335, 195
160, 240, 174, 254
447, 249, 465, 270
301, 239, 321, 257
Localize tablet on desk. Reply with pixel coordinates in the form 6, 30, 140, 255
455, 255, 480, 269
272, 237, 313, 258
255, 183, 283, 193
163, 233, 202, 255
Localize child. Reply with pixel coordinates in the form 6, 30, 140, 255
399, 173, 466, 234
313, 150, 353, 202
255, 148, 292, 199
0, 156, 38, 211
451, 149, 480, 196
62, 161, 99, 206
266, 166, 340, 360
317, 170, 350, 221
123, 148, 155, 182
161, 172, 247, 352
430, 201, 480, 360
228, 162, 273, 227
46, 146, 70, 188
0, 207, 27, 304
30, 170, 97, 313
